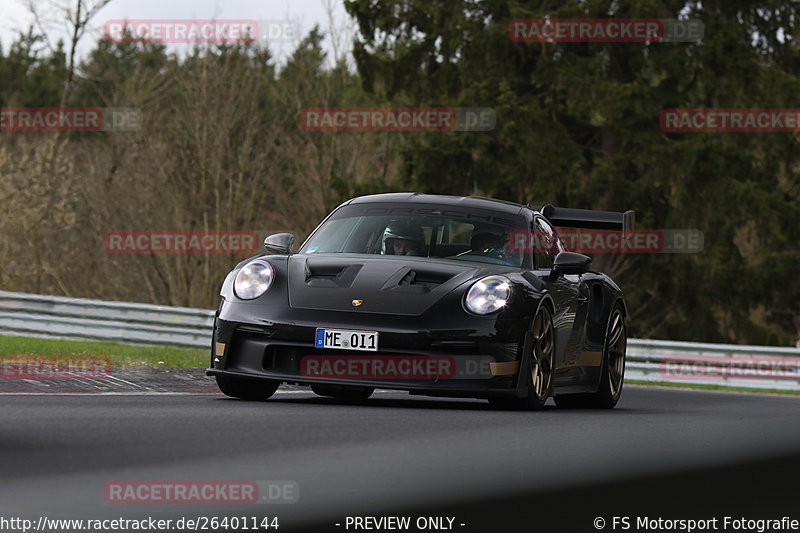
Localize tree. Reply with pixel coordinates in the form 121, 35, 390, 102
344, 0, 800, 344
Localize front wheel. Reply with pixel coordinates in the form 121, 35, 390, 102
555, 305, 626, 409
215, 375, 280, 401
489, 305, 554, 410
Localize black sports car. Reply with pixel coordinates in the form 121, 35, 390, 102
207, 193, 632, 409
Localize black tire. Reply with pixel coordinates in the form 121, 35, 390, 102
555, 304, 626, 409
215, 375, 280, 401
489, 305, 555, 410
311, 384, 374, 400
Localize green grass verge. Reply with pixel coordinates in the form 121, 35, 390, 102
626, 379, 800, 396
0, 335, 208, 368
1, 336, 798, 391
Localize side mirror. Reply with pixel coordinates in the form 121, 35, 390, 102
264, 233, 295, 255
552, 251, 591, 276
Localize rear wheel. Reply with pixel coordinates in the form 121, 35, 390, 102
215, 375, 280, 401
311, 384, 374, 400
489, 305, 554, 410
555, 305, 626, 409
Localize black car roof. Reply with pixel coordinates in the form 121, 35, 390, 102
346, 192, 534, 217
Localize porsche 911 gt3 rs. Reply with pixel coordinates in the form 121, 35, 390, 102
207, 193, 632, 409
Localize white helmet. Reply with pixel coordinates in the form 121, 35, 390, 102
382, 220, 425, 255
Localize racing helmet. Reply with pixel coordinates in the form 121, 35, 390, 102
382, 220, 426, 255
470, 227, 508, 259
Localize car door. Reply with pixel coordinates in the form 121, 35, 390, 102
531, 216, 586, 379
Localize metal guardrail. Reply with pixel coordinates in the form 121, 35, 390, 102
0, 291, 214, 349
626, 339, 800, 391
1, 290, 798, 390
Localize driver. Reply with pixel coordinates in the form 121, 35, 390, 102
382, 221, 426, 256
468, 228, 508, 260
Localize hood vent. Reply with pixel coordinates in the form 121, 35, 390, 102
384, 267, 454, 293
305, 263, 362, 288
287, 255, 479, 316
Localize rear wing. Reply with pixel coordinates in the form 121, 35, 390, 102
534, 205, 635, 231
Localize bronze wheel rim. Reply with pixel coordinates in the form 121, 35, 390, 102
607, 309, 626, 398
531, 307, 554, 400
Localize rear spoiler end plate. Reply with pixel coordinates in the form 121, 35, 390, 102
534, 205, 635, 231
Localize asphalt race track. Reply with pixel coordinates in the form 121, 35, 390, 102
2, 386, 799, 532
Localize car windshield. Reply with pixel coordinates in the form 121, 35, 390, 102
300, 203, 529, 267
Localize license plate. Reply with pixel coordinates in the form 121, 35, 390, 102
315, 328, 378, 352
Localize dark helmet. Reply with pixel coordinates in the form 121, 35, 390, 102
470, 228, 508, 259
470, 228, 505, 251
382, 220, 425, 254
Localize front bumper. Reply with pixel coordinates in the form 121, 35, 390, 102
206, 299, 532, 399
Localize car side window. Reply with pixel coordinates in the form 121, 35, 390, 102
534, 217, 557, 269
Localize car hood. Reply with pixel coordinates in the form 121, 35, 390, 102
287, 254, 483, 316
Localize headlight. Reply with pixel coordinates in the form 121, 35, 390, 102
465, 276, 511, 315
233, 259, 274, 300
